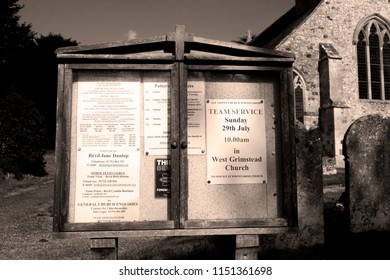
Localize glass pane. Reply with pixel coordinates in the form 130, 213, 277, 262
357, 39, 368, 99
369, 28, 380, 65
383, 40, 390, 100
371, 81, 381, 99
68, 70, 171, 223
359, 81, 368, 99
187, 71, 282, 220
141, 72, 171, 220
369, 30, 381, 99
295, 86, 304, 123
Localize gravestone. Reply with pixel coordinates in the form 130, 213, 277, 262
344, 114, 390, 233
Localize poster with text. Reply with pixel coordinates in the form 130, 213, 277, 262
187, 80, 206, 154
206, 99, 267, 185
74, 72, 140, 223
144, 82, 170, 156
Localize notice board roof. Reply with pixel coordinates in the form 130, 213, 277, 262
56, 25, 295, 65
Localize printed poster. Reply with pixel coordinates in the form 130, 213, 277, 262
206, 99, 267, 185
74, 71, 140, 223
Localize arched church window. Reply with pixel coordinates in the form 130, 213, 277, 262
293, 70, 305, 123
354, 15, 390, 100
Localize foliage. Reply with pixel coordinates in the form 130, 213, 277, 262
0, 0, 36, 99
0, 1, 81, 178
32, 34, 78, 148
0, 93, 48, 179
232, 29, 256, 44
0, 0, 46, 179
0, 0, 36, 64
1, 1, 80, 156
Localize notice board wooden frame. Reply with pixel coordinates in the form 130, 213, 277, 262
54, 25, 297, 238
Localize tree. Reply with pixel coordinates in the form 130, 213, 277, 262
33, 34, 79, 148
0, 0, 36, 95
0, 1, 77, 177
232, 29, 256, 44
0, 93, 47, 178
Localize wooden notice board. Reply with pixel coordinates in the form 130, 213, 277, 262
54, 25, 297, 238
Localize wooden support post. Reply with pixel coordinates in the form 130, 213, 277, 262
235, 235, 259, 260
90, 238, 118, 260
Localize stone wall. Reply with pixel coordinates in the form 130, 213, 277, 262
272, 0, 390, 167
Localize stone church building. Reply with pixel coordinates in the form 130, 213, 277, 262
250, 0, 390, 169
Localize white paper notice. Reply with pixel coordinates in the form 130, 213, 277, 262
187, 80, 206, 154
144, 82, 170, 156
206, 99, 267, 185
74, 75, 140, 223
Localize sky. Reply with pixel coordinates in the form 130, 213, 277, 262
18, 0, 295, 45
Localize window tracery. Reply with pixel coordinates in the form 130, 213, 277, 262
355, 15, 390, 100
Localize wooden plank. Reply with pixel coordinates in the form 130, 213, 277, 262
54, 65, 72, 232
57, 53, 174, 60
63, 221, 175, 232
170, 64, 181, 228
175, 25, 186, 60
53, 226, 297, 239
236, 235, 259, 248
90, 238, 117, 248
179, 76, 189, 228
57, 55, 175, 63
67, 63, 174, 70
190, 36, 295, 58
235, 248, 258, 260
56, 35, 168, 54
280, 69, 298, 227
185, 54, 294, 63
280, 69, 290, 223
60, 200, 290, 233
235, 235, 259, 260
166, 31, 194, 43
184, 218, 288, 229
61, 66, 73, 225
179, 60, 188, 229
90, 238, 118, 260
185, 65, 287, 71
53, 64, 65, 232
174, 25, 189, 228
